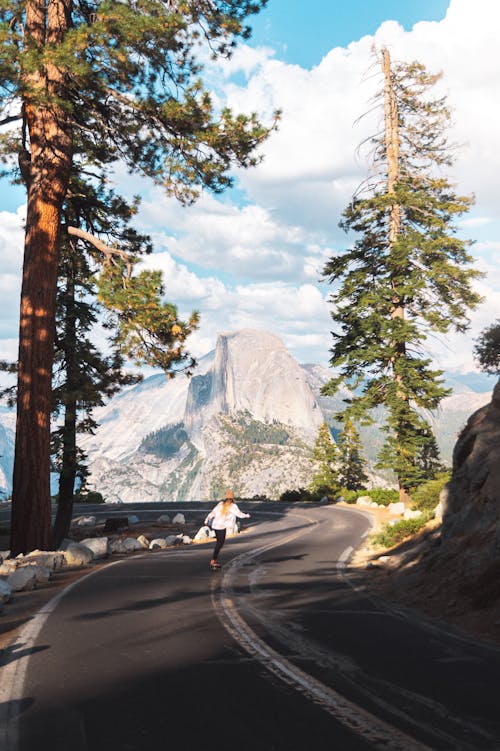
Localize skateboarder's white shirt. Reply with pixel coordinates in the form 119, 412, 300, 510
205, 502, 249, 531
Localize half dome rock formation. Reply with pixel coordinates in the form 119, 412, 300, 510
81, 329, 324, 501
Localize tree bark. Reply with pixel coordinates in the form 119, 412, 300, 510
10, 0, 73, 554
382, 47, 409, 506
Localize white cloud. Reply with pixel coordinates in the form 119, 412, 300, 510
2, 0, 500, 374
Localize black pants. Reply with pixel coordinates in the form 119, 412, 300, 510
212, 528, 227, 561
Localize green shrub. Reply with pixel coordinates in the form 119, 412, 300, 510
339, 488, 399, 506
279, 488, 311, 502
372, 512, 431, 548
76, 491, 105, 504
410, 472, 450, 511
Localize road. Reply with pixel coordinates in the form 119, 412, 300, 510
1, 503, 499, 750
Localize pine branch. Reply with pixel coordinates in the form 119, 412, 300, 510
0, 113, 22, 126
66, 226, 133, 277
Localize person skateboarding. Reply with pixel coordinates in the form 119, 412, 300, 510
204, 489, 250, 570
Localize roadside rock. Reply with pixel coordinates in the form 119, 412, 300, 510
110, 537, 143, 554
6, 566, 49, 591
136, 535, 150, 549
127, 515, 139, 524
63, 542, 94, 567
73, 516, 97, 527
172, 513, 185, 525
26, 550, 66, 570
157, 515, 171, 524
403, 509, 422, 520
149, 538, 168, 550
194, 525, 216, 541
0, 578, 11, 602
388, 502, 405, 515
80, 537, 110, 560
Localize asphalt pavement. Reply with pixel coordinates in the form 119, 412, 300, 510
1, 503, 499, 751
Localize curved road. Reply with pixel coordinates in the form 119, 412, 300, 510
1, 503, 499, 750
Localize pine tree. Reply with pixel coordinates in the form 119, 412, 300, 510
337, 419, 367, 491
51, 169, 200, 546
474, 320, 500, 375
309, 422, 339, 495
322, 48, 482, 504
0, 1, 275, 552
51, 243, 140, 548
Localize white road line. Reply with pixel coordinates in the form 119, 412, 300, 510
0, 559, 126, 751
211, 516, 434, 751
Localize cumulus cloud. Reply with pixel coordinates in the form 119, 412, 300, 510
2, 0, 500, 371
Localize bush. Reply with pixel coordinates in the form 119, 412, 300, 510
76, 491, 105, 504
279, 488, 312, 502
410, 472, 450, 512
339, 488, 399, 506
372, 513, 432, 548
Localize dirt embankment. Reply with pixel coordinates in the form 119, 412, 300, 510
344, 503, 500, 647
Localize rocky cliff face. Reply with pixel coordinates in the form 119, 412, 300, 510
441, 378, 500, 556
81, 329, 324, 501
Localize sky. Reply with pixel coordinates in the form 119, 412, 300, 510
1, 0, 499, 376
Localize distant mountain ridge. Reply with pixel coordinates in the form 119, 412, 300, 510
0, 331, 494, 499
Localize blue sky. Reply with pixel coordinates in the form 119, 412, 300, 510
1, 0, 499, 376
250, 0, 450, 67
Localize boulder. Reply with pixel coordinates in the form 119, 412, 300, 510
127, 515, 139, 524
149, 538, 168, 550
0, 559, 17, 575
120, 537, 142, 553
110, 537, 142, 554
157, 514, 171, 524
388, 502, 405, 515
136, 535, 150, 549
63, 542, 94, 567
74, 516, 97, 527
6, 566, 38, 592
0, 578, 12, 603
403, 509, 423, 520
26, 550, 66, 570
80, 537, 110, 560
194, 525, 214, 542
164, 535, 178, 545
175, 534, 192, 545
0, 550, 10, 561
172, 513, 185, 525
356, 496, 372, 507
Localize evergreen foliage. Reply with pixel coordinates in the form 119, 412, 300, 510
337, 418, 367, 490
220, 412, 290, 445
1, 0, 275, 553
309, 422, 339, 494
140, 423, 189, 459
474, 320, 500, 375
322, 50, 481, 502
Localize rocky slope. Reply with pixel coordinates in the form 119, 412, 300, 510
357, 378, 500, 644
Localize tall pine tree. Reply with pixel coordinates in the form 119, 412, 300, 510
322, 49, 482, 504
0, 1, 275, 552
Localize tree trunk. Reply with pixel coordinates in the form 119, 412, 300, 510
10, 0, 72, 554
53, 268, 77, 549
382, 47, 409, 506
